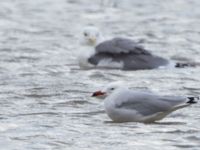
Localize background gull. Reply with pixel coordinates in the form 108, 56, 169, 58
92, 82, 199, 123
1, 0, 200, 149
78, 26, 194, 70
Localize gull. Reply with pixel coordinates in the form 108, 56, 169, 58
78, 26, 191, 70
92, 82, 199, 123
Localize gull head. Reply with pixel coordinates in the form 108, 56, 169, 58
92, 81, 125, 99
81, 26, 102, 46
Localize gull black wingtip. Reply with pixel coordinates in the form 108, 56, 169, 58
175, 62, 197, 68
187, 96, 199, 104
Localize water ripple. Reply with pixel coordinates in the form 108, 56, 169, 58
0, 0, 200, 150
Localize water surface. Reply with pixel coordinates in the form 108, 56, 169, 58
0, 0, 200, 149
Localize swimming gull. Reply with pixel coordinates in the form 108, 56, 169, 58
78, 26, 191, 70
92, 82, 199, 123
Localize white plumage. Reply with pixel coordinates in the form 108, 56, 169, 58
92, 82, 198, 123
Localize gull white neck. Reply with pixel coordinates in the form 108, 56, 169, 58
78, 46, 95, 69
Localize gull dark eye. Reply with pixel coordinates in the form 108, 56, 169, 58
84, 32, 88, 36
110, 88, 115, 90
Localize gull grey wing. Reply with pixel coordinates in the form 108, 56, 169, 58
121, 54, 169, 70
96, 37, 151, 55
88, 52, 169, 70
115, 93, 186, 116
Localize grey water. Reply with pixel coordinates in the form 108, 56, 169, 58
0, 0, 200, 149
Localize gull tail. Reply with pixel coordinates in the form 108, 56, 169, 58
186, 96, 199, 104
175, 62, 200, 68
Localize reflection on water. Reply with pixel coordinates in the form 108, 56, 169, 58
0, 0, 200, 149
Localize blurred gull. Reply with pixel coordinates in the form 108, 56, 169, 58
100, 0, 120, 8
78, 26, 192, 70
92, 82, 199, 123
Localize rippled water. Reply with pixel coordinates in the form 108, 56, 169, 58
0, 0, 200, 149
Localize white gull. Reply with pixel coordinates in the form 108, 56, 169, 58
92, 82, 199, 123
